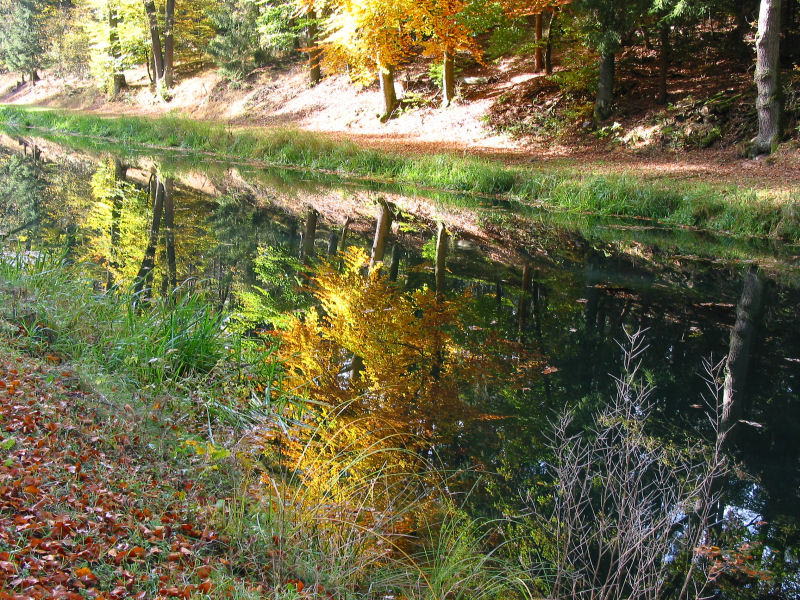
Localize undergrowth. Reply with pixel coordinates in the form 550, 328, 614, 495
0, 247, 529, 600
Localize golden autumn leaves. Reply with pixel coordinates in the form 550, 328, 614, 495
273, 246, 541, 446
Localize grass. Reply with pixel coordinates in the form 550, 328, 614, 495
1, 105, 798, 239
0, 246, 530, 599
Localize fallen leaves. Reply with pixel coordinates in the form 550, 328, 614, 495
0, 357, 223, 599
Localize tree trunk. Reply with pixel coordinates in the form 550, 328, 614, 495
338, 216, 352, 254
133, 176, 165, 301
657, 22, 670, 105
753, 0, 783, 155
108, 4, 127, 95
594, 53, 615, 123
434, 222, 449, 297
164, 0, 175, 89
545, 11, 555, 75
722, 267, 765, 445
143, 0, 164, 89
163, 178, 177, 293
301, 207, 318, 264
535, 13, 544, 72
308, 19, 321, 85
378, 64, 398, 121
370, 198, 393, 268
327, 230, 339, 256
442, 50, 455, 107
389, 243, 402, 282
518, 262, 531, 340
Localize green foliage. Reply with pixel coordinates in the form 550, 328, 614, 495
255, 0, 298, 56
207, 0, 268, 81
0, 154, 49, 237
0, 0, 45, 79
236, 243, 309, 328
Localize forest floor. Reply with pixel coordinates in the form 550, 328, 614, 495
0, 52, 798, 195
0, 341, 267, 599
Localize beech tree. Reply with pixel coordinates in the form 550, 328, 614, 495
298, 0, 414, 120
142, 0, 175, 90
415, 0, 482, 107
752, 0, 783, 155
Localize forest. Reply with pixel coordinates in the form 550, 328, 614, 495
0, 1, 797, 155
0, 2, 799, 600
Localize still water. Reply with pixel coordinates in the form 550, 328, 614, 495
1, 134, 799, 588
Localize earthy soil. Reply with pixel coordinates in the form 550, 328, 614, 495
0, 53, 798, 194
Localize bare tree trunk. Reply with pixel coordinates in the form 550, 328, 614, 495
442, 50, 455, 107
389, 243, 402, 282
300, 207, 318, 264
545, 11, 555, 75
163, 178, 177, 293
143, 0, 164, 89
535, 13, 544, 72
657, 22, 670, 105
164, 0, 175, 89
434, 222, 449, 297
518, 262, 531, 340
722, 266, 765, 444
753, 0, 783, 155
327, 230, 339, 256
134, 175, 165, 301
338, 216, 352, 254
109, 5, 127, 95
594, 53, 615, 123
308, 18, 321, 85
370, 198, 393, 268
378, 64, 398, 121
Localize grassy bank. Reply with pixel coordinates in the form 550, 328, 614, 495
0, 249, 526, 600
1, 105, 798, 239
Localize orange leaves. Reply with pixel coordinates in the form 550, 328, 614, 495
276, 247, 538, 449
0, 357, 222, 600
74, 566, 98, 584
502, 0, 572, 19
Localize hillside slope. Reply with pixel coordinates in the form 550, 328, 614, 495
0, 56, 798, 192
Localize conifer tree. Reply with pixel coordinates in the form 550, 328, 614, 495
0, 0, 45, 83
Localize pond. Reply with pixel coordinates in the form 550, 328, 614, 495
1, 134, 799, 593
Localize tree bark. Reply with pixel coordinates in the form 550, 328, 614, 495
133, 175, 165, 301
753, 0, 783, 155
535, 13, 544, 72
518, 262, 531, 339
545, 11, 555, 75
434, 222, 449, 297
143, 0, 164, 89
338, 216, 352, 254
308, 18, 321, 85
657, 22, 670, 105
722, 267, 765, 444
442, 50, 455, 107
378, 64, 398, 121
300, 207, 318, 264
370, 198, 393, 268
109, 5, 127, 95
327, 230, 339, 256
594, 53, 615, 123
164, 0, 175, 89
389, 243, 402, 282
163, 178, 177, 293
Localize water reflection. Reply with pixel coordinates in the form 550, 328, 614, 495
1, 136, 799, 593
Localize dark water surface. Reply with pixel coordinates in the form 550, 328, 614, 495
2, 135, 799, 587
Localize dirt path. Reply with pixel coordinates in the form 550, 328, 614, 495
1, 63, 798, 193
